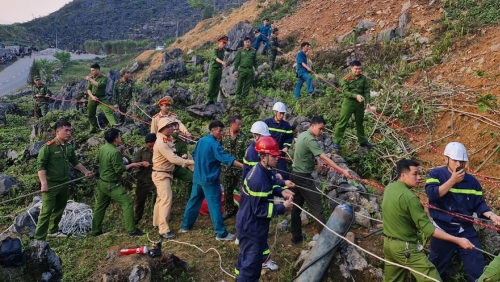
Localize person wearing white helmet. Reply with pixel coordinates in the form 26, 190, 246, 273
242, 121, 271, 180
264, 102, 294, 180
425, 142, 500, 282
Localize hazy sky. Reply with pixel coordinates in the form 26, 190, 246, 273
0, 0, 72, 24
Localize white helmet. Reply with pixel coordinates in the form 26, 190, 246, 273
250, 121, 271, 136
444, 142, 468, 161
272, 102, 287, 113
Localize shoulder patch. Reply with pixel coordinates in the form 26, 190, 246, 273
344, 75, 354, 80
152, 113, 160, 118
46, 140, 54, 146
163, 137, 172, 143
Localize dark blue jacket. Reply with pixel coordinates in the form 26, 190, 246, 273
192, 134, 235, 184
264, 118, 293, 150
242, 141, 258, 180
425, 166, 490, 234
256, 24, 272, 37
296, 50, 308, 75
236, 163, 286, 238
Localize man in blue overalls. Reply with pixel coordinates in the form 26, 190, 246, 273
252, 18, 272, 51
294, 42, 314, 98
242, 121, 271, 180
235, 136, 295, 281
425, 142, 500, 282
264, 102, 293, 180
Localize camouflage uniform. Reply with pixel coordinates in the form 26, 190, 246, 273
113, 79, 137, 123
268, 35, 280, 71
220, 129, 249, 216
33, 83, 52, 118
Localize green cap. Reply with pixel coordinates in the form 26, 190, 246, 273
34, 76, 41, 81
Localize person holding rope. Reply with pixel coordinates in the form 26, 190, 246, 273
234, 37, 258, 102
171, 123, 194, 195
133, 133, 157, 225
220, 115, 249, 220
268, 28, 281, 71
425, 142, 500, 282
150, 96, 191, 136
206, 35, 228, 106
242, 121, 271, 180
112, 68, 137, 125
383, 158, 474, 282
35, 121, 94, 240
252, 18, 272, 51
180, 120, 243, 241
152, 117, 195, 239
332, 60, 375, 151
91, 128, 145, 237
86, 63, 117, 133
264, 102, 293, 180
294, 42, 314, 99
235, 136, 295, 281
290, 115, 351, 244
33, 76, 52, 118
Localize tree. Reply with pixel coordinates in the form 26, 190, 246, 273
27, 59, 41, 86
53, 51, 71, 68
35, 59, 55, 85
188, 0, 217, 20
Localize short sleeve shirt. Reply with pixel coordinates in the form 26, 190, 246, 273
292, 130, 324, 174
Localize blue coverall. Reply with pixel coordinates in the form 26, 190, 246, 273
425, 166, 490, 282
294, 50, 313, 98
264, 117, 293, 180
235, 163, 287, 282
242, 141, 259, 180
181, 134, 236, 238
252, 24, 272, 50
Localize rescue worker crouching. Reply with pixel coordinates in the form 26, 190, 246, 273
235, 136, 295, 282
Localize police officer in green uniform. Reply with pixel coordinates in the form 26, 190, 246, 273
86, 63, 116, 133
33, 76, 52, 118
171, 123, 194, 194
382, 159, 474, 282
133, 133, 157, 224
113, 69, 137, 124
268, 28, 281, 71
233, 37, 258, 101
333, 60, 375, 150
35, 121, 94, 240
91, 128, 145, 236
220, 115, 248, 219
206, 36, 228, 105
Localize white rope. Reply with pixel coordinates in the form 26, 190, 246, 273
59, 201, 93, 236
279, 199, 440, 282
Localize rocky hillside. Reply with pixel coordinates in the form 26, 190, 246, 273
18, 0, 247, 50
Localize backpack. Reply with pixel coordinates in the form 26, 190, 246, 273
0, 237, 26, 267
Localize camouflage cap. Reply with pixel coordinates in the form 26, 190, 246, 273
158, 96, 173, 105
120, 68, 130, 76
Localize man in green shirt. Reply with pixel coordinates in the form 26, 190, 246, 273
33, 76, 52, 118
268, 28, 281, 71
86, 63, 117, 133
206, 36, 228, 105
220, 115, 249, 219
233, 37, 258, 101
113, 69, 137, 124
133, 133, 157, 224
91, 128, 146, 236
290, 115, 351, 244
382, 159, 474, 282
35, 120, 94, 240
333, 60, 375, 151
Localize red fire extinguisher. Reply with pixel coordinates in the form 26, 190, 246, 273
119, 246, 148, 255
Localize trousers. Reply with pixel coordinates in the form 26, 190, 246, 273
235, 68, 253, 100
294, 71, 314, 98
181, 182, 228, 238
91, 180, 135, 235
134, 182, 156, 224
207, 67, 222, 103
152, 171, 173, 235
88, 98, 116, 131
34, 183, 69, 240
333, 98, 367, 145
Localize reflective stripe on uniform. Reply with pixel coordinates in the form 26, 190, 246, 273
267, 203, 273, 218
268, 128, 293, 134
244, 179, 272, 197
426, 178, 440, 184
449, 188, 483, 196
283, 142, 292, 147
243, 158, 258, 166
262, 249, 270, 255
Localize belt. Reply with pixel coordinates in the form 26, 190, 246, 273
385, 236, 417, 244
239, 66, 253, 69
153, 170, 173, 174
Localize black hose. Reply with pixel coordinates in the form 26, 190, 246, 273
290, 204, 356, 282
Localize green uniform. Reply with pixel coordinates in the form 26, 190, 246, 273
87, 75, 116, 132
35, 138, 79, 240
382, 180, 441, 282
172, 134, 194, 194
112, 79, 137, 123
33, 83, 52, 118
133, 146, 155, 224
268, 35, 279, 71
333, 74, 370, 145
91, 143, 135, 235
207, 48, 225, 103
234, 47, 257, 101
292, 129, 324, 174
478, 255, 500, 282
220, 129, 249, 216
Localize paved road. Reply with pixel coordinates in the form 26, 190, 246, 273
0, 53, 104, 97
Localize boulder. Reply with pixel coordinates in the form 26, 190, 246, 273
146, 59, 188, 84
87, 137, 103, 147
398, 12, 410, 29
48, 79, 87, 112
220, 66, 237, 97
105, 69, 121, 102
130, 61, 144, 73
356, 20, 376, 30
191, 54, 205, 66
162, 81, 192, 106
24, 240, 63, 282
25, 141, 46, 159
6, 149, 19, 162
344, 244, 368, 271
162, 48, 183, 64
129, 264, 152, 282
0, 174, 18, 195
226, 22, 255, 51
0, 197, 42, 240
377, 28, 396, 42
186, 103, 225, 120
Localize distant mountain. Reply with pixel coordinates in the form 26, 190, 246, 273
19, 0, 247, 50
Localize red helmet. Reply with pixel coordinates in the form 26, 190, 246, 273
255, 136, 281, 156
